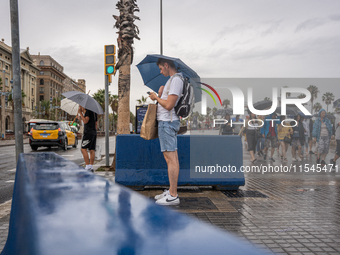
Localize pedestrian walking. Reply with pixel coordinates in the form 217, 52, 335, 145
219, 113, 233, 135
239, 113, 259, 163
262, 113, 280, 162
77, 105, 98, 172
330, 108, 340, 168
291, 114, 305, 162
277, 116, 293, 162
312, 109, 333, 166
256, 115, 265, 157
302, 117, 312, 157
149, 58, 183, 205
233, 115, 242, 135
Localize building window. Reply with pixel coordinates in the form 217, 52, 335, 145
32, 101, 34, 110
39, 87, 44, 93
5, 78, 8, 86
40, 71, 44, 75
32, 88, 34, 95
39, 95, 44, 101
5, 65, 9, 70
40, 79, 44, 85
40, 60, 44, 66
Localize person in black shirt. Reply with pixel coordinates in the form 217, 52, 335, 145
77, 106, 98, 172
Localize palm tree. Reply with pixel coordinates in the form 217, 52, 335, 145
307, 85, 319, 114
322, 92, 334, 113
8, 90, 26, 107
222, 99, 230, 109
282, 86, 291, 97
113, 0, 140, 134
40, 100, 50, 119
136, 95, 148, 105
212, 107, 218, 118
297, 94, 307, 106
313, 102, 322, 113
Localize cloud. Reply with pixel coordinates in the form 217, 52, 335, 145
261, 21, 282, 37
295, 18, 327, 32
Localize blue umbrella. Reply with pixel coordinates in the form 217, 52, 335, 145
136, 54, 201, 102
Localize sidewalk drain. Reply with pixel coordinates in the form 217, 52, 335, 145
177, 197, 218, 210
221, 190, 268, 198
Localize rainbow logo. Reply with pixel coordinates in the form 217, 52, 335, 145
197, 82, 223, 106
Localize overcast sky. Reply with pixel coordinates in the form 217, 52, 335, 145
1, 0, 340, 114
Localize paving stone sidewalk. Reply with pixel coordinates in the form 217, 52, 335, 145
1, 143, 339, 254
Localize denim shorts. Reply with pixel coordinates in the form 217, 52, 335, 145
158, 120, 180, 152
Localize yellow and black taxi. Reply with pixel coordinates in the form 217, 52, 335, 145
29, 121, 78, 151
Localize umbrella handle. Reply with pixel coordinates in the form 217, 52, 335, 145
71, 116, 77, 125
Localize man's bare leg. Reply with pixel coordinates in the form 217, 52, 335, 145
81, 148, 90, 165
163, 150, 179, 197
89, 150, 95, 165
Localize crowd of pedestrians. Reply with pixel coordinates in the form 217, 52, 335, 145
220, 108, 340, 167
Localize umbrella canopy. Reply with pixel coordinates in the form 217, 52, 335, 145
275, 107, 298, 116
214, 108, 233, 116
297, 111, 313, 119
333, 98, 340, 109
252, 100, 273, 110
62, 91, 104, 115
313, 113, 335, 120
60, 98, 79, 116
136, 54, 201, 102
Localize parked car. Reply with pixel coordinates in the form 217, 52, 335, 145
29, 121, 78, 151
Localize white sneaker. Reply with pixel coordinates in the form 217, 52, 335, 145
155, 193, 180, 205
292, 158, 297, 162
154, 189, 169, 200
297, 157, 302, 162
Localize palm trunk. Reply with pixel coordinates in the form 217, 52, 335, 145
117, 45, 132, 134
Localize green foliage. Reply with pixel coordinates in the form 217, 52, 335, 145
222, 99, 230, 109
322, 92, 334, 112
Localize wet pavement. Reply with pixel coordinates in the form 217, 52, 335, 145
1, 138, 340, 254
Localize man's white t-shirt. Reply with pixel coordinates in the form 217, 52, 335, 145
157, 73, 183, 121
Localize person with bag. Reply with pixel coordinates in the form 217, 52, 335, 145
277, 115, 293, 162
239, 112, 259, 163
77, 106, 98, 172
312, 109, 332, 166
149, 58, 183, 206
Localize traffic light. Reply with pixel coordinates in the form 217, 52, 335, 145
104, 45, 116, 75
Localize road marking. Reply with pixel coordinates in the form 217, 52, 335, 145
6, 180, 15, 183
7, 168, 16, 172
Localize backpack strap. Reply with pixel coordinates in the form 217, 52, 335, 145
166, 73, 183, 122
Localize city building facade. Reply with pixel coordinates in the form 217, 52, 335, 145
0, 39, 40, 136
0, 39, 87, 138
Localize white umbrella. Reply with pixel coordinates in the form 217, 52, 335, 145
62, 91, 104, 115
60, 98, 79, 116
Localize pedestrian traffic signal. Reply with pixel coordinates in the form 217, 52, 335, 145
105, 45, 116, 75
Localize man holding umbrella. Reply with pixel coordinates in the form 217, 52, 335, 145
77, 106, 98, 172
149, 58, 183, 205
